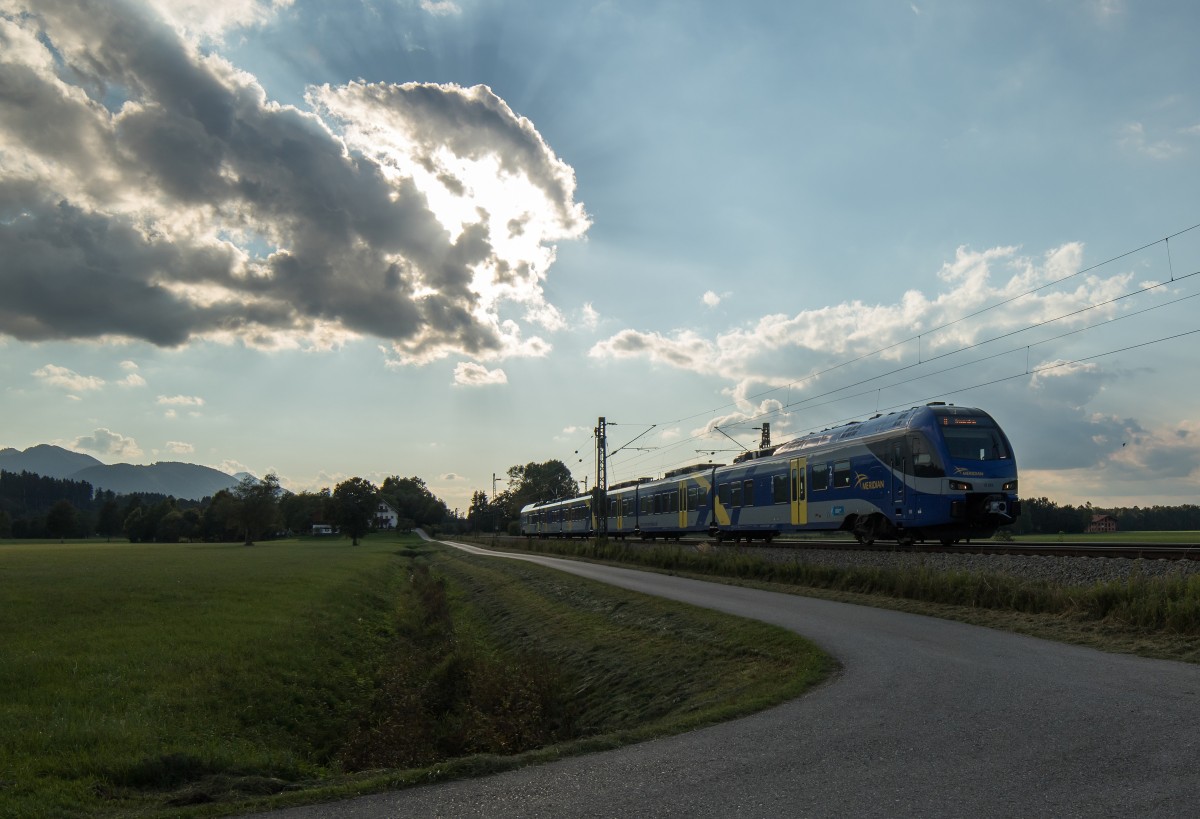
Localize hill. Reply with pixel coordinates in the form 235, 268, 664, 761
0, 445, 239, 501
70, 462, 239, 500
0, 444, 103, 479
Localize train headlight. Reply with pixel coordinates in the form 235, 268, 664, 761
949, 480, 972, 491
1003, 480, 1018, 492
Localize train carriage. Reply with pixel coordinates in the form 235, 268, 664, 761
520, 402, 1019, 546
632, 464, 717, 540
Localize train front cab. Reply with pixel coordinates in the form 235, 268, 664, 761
928, 409, 1019, 540
866, 405, 1019, 544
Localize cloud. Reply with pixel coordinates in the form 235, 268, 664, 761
420, 0, 461, 16
164, 440, 195, 454
580, 302, 600, 330
453, 361, 508, 386
0, 1, 588, 369
145, 0, 294, 39
215, 458, 252, 476
117, 361, 145, 385
157, 394, 205, 406
1118, 122, 1183, 160
72, 427, 143, 458
591, 243, 1131, 395
590, 328, 716, 371
32, 364, 106, 392
702, 290, 722, 308
439, 472, 465, 481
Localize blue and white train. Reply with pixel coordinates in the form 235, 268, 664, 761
519, 402, 1020, 546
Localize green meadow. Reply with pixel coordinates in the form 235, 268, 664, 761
0, 534, 828, 817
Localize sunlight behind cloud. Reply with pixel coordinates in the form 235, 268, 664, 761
0, 5, 589, 374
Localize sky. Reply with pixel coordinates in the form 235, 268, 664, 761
2, 0, 1199, 515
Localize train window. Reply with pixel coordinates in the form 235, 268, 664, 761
811, 463, 829, 491
743, 479, 755, 506
718, 482, 731, 507
910, 433, 946, 476
687, 486, 698, 510
730, 481, 743, 507
834, 461, 852, 488
796, 469, 805, 501
624, 496, 634, 517
943, 427, 1009, 462
640, 495, 649, 515
773, 474, 789, 504
669, 491, 679, 513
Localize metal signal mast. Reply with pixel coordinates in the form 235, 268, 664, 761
593, 416, 608, 537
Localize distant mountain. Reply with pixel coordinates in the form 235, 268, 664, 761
0, 444, 103, 479
71, 462, 239, 500
0, 445, 239, 500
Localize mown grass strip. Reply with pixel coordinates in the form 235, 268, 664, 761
0, 536, 829, 817
481, 536, 1200, 657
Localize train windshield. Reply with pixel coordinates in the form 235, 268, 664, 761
942, 426, 1010, 461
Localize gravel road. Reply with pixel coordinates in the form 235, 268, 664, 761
256, 540, 1200, 818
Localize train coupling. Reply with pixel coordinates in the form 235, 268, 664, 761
984, 495, 1012, 519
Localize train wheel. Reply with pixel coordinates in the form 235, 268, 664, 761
852, 515, 877, 546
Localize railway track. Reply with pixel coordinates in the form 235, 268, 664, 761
480, 534, 1200, 561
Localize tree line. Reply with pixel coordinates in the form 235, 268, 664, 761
0, 469, 451, 544
7, 461, 1197, 542
1008, 497, 1200, 535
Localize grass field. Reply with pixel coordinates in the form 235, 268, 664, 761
0, 534, 828, 817
1011, 530, 1200, 544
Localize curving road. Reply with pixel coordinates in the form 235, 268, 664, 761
261, 539, 1200, 818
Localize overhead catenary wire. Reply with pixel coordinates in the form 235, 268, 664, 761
603, 223, 1200, 484
612, 265, 1199, 479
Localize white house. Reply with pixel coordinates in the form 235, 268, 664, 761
375, 500, 400, 530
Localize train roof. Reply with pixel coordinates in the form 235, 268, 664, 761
773, 403, 995, 455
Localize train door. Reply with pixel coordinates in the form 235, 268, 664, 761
789, 457, 808, 526
891, 439, 906, 511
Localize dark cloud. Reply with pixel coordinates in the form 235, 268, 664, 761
0, 0, 586, 362
0, 196, 240, 346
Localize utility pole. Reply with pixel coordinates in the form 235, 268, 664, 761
492, 472, 499, 535
594, 416, 608, 538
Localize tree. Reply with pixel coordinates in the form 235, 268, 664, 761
46, 499, 78, 541
467, 490, 491, 532
232, 473, 282, 545
380, 476, 449, 529
498, 460, 578, 530
200, 489, 240, 542
333, 477, 378, 546
280, 489, 331, 534
123, 506, 146, 542
96, 498, 123, 541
